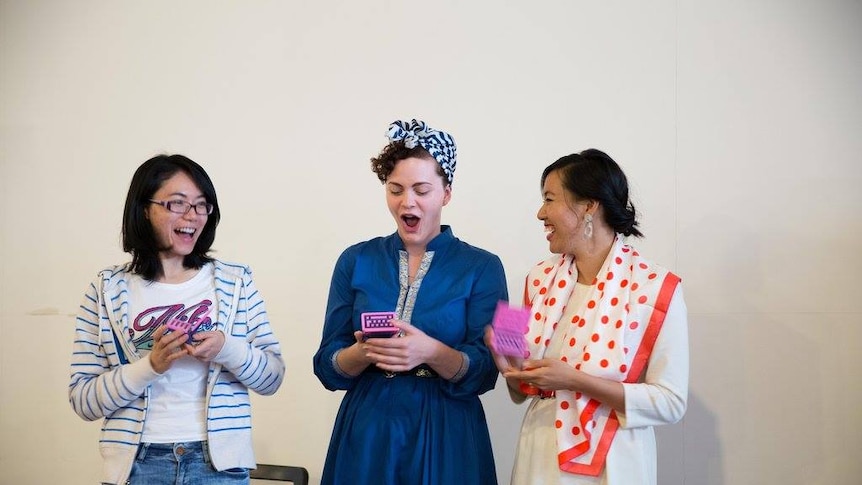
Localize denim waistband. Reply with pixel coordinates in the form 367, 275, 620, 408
137, 441, 210, 464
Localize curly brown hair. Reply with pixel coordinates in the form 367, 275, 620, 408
370, 141, 449, 186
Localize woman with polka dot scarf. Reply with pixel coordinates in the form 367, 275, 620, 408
487, 149, 689, 485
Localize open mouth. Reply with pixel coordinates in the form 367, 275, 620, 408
175, 227, 197, 240
402, 215, 420, 228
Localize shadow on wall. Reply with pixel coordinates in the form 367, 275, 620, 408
670, 393, 723, 485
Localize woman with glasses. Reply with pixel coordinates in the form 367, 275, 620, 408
313, 119, 508, 485
69, 154, 285, 485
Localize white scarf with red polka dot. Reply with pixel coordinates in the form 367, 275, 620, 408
521, 236, 680, 476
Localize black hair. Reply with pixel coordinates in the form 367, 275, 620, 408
370, 141, 449, 186
121, 154, 221, 280
540, 148, 643, 237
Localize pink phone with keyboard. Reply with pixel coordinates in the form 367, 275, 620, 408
165, 316, 204, 337
361, 311, 399, 338
491, 301, 529, 357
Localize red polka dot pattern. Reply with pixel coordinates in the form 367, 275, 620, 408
520, 241, 672, 470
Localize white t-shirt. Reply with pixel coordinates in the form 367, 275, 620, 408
127, 264, 215, 443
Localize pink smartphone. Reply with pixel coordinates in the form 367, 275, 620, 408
165, 316, 203, 337
491, 301, 529, 357
361, 311, 398, 338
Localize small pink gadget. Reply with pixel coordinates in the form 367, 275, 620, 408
361, 311, 398, 338
491, 301, 529, 357
165, 316, 203, 337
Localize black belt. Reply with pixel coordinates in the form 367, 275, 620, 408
367, 364, 439, 379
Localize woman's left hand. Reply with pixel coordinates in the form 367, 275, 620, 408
185, 330, 226, 362
364, 320, 435, 372
504, 358, 577, 392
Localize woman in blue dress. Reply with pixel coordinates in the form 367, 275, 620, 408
313, 119, 508, 485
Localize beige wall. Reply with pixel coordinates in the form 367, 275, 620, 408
1, 1, 860, 483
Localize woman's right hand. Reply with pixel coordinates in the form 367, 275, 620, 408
149, 325, 189, 374
331, 331, 375, 377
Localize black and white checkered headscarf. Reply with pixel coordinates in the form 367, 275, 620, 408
386, 119, 457, 184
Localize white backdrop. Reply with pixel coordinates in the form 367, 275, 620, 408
1, 1, 860, 484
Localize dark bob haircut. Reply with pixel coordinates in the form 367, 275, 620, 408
122, 154, 221, 280
370, 141, 448, 186
541, 148, 643, 238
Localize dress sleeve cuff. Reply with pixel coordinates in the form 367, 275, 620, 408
331, 348, 354, 378
449, 352, 470, 383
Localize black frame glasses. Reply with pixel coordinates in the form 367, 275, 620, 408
149, 199, 214, 215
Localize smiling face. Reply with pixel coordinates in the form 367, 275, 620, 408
145, 170, 209, 264
537, 169, 589, 254
385, 156, 451, 251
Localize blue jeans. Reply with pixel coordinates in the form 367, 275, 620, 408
126, 441, 249, 485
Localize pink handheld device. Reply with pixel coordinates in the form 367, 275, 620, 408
165, 316, 203, 337
361, 311, 398, 338
491, 301, 529, 357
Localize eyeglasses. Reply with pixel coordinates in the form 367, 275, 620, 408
149, 199, 214, 215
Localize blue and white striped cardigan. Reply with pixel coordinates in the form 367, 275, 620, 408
69, 260, 285, 485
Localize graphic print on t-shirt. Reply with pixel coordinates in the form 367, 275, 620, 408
131, 300, 214, 351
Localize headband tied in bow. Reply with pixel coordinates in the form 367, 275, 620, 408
386, 119, 457, 184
